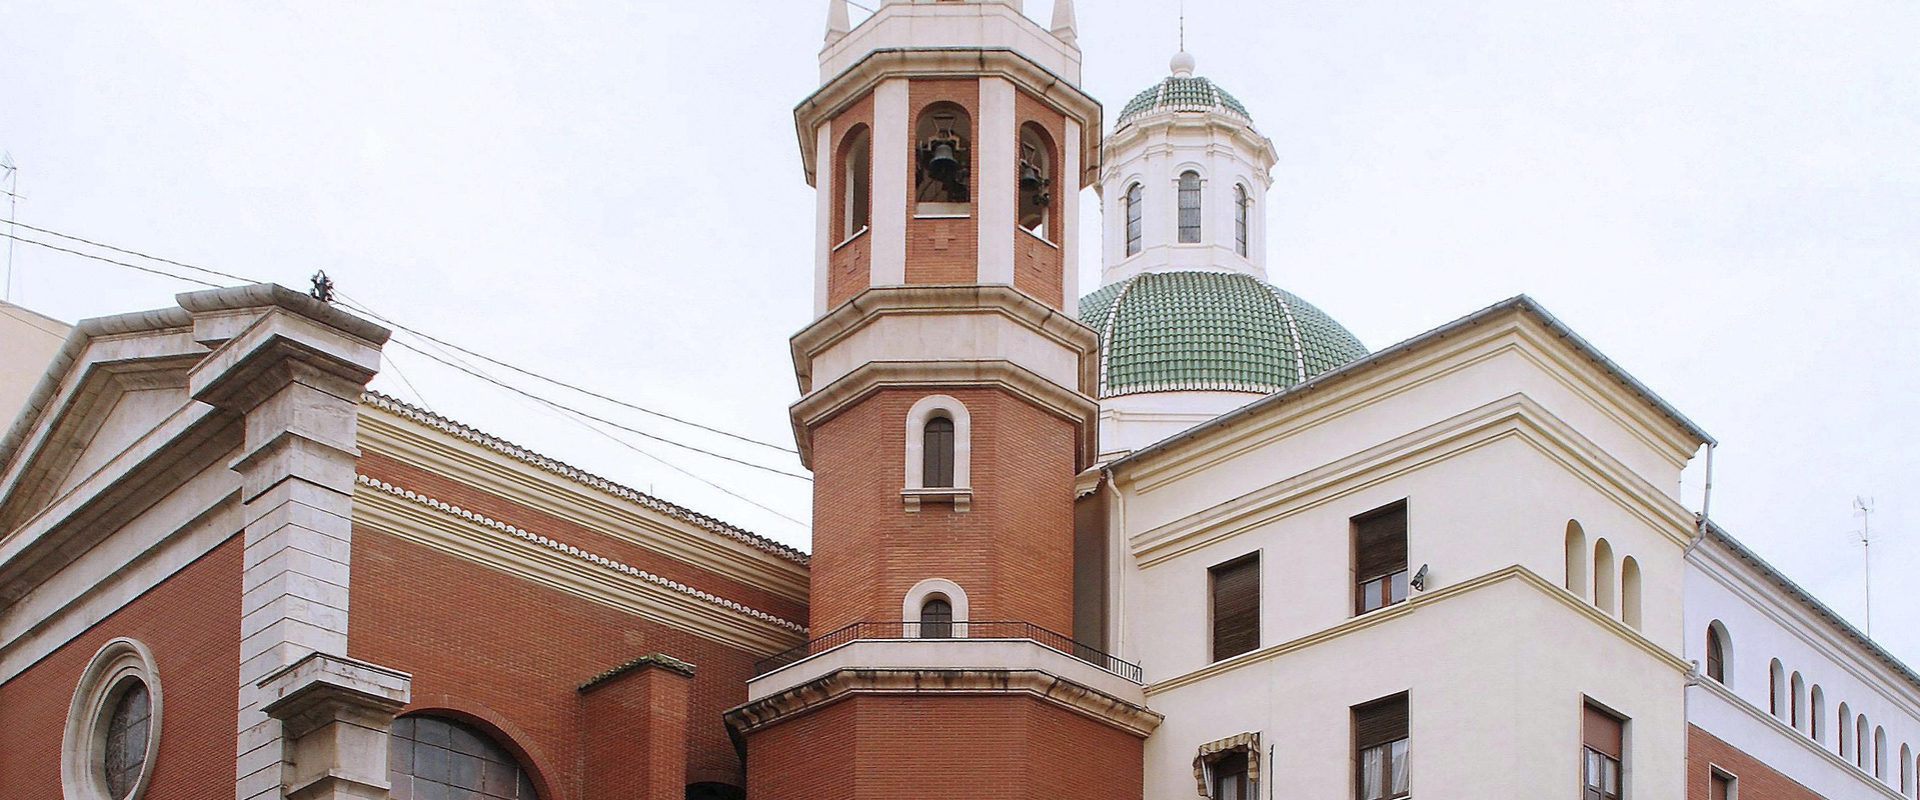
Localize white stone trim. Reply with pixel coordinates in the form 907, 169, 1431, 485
869, 78, 910, 287
63, 638, 162, 800
903, 394, 971, 511
977, 76, 1017, 285
355, 474, 806, 634
903, 577, 970, 638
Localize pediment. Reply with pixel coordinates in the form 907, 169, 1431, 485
0, 325, 209, 533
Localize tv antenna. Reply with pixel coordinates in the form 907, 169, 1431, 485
1853, 496, 1875, 637
2, 152, 18, 302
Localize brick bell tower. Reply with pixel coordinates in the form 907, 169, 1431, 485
725, 0, 1161, 797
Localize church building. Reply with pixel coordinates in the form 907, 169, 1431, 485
1, 2, 1915, 799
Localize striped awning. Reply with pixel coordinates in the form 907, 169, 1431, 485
1192, 731, 1261, 797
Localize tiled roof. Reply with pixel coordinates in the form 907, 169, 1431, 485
1117, 76, 1253, 128
1078, 271, 1368, 398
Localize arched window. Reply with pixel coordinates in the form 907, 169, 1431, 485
1125, 182, 1143, 256
1840, 703, 1854, 759
1017, 123, 1054, 239
914, 103, 971, 214
923, 416, 955, 488
840, 125, 871, 241
1811, 684, 1826, 742
1859, 715, 1872, 768
1704, 622, 1728, 683
1768, 659, 1785, 718
1620, 556, 1642, 629
1790, 672, 1806, 731
1592, 539, 1616, 613
64, 638, 163, 800
390, 715, 540, 800
1565, 521, 1588, 597
1233, 184, 1250, 257
920, 597, 953, 638
1900, 743, 1912, 794
1877, 726, 1889, 778
1177, 170, 1203, 243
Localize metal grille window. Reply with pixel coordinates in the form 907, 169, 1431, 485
390, 715, 538, 800
1354, 502, 1409, 615
1354, 694, 1409, 800
919, 598, 953, 638
922, 416, 955, 488
1125, 183, 1143, 255
1178, 171, 1203, 243
1210, 554, 1259, 662
1582, 704, 1624, 800
102, 680, 151, 800
1234, 184, 1249, 256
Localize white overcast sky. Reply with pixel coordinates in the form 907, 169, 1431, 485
1, 1, 1915, 664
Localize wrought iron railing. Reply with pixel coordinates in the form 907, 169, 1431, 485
753, 620, 1143, 683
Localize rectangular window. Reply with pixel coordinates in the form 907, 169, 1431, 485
1353, 501, 1409, 615
1709, 769, 1735, 800
1210, 554, 1259, 662
1582, 703, 1624, 800
1211, 751, 1251, 800
1354, 694, 1410, 800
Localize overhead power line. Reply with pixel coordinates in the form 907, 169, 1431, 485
5, 219, 258, 285
0, 232, 222, 288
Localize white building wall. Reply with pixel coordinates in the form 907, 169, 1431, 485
0, 301, 69, 427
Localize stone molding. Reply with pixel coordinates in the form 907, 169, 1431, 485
355, 475, 808, 647
789, 359, 1098, 468
256, 652, 410, 800
63, 637, 163, 800
726, 667, 1164, 740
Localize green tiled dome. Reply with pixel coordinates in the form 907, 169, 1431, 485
1078, 272, 1369, 398
1116, 75, 1252, 128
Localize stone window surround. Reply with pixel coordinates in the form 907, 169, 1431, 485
902, 394, 971, 512
902, 578, 970, 638
64, 637, 162, 800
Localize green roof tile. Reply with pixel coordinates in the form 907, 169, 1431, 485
1078, 272, 1368, 398
1117, 76, 1253, 128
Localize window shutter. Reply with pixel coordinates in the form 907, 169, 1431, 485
1354, 503, 1408, 582
1583, 704, 1624, 760
1354, 694, 1409, 750
923, 417, 955, 488
1709, 773, 1732, 800
1211, 556, 1260, 661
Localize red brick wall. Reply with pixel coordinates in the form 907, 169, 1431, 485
583, 665, 692, 800
0, 534, 242, 799
1688, 725, 1824, 800
808, 386, 1079, 634
905, 79, 980, 285
348, 527, 769, 799
357, 451, 806, 625
1012, 90, 1067, 308
828, 92, 876, 308
745, 693, 1143, 800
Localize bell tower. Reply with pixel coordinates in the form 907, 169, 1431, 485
726, 1, 1161, 797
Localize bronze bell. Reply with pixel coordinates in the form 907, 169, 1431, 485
1020, 162, 1043, 190
928, 141, 959, 177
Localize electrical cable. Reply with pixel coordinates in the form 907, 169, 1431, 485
0, 232, 222, 288
336, 294, 798, 455
4, 219, 260, 285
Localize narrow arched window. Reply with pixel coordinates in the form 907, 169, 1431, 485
1876, 726, 1888, 778
1233, 184, 1250, 256
1704, 623, 1727, 683
1177, 171, 1203, 243
841, 126, 871, 240
1017, 123, 1054, 239
923, 416, 955, 488
1899, 743, 1912, 793
1858, 715, 1872, 768
1125, 182, 1143, 256
1840, 703, 1854, 758
1565, 521, 1588, 597
1592, 539, 1615, 612
1790, 672, 1806, 731
1811, 684, 1826, 742
1769, 659, 1785, 717
920, 597, 953, 639
1620, 556, 1642, 629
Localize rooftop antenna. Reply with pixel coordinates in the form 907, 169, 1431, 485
2, 152, 17, 302
1853, 496, 1875, 637
1179, 0, 1186, 51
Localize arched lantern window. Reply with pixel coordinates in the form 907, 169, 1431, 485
1234, 184, 1250, 256
840, 125, 871, 241
1124, 183, 1143, 256
914, 103, 971, 215
919, 597, 953, 638
1017, 123, 1054, 239
1177, 170, 1203, 243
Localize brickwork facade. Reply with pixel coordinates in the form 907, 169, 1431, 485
582, 662, 694, 800
1687, 725, 1826, 800
0, 535, 243, 799
828, 91, 877, 308
1012, 89, 1067, 307
807, 385, 1079, 633
904, 79, 981, 285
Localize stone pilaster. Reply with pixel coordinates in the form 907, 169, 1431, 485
181, 285, 389, 800
258, 652, 411, 800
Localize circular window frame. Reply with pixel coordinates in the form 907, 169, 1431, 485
63, 638, 162, 800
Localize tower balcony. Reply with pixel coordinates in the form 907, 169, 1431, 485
746, 619, 1145, 703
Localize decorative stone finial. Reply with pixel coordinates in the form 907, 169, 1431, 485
825, 0, 850, 45
1051, 0, 1078, 45
1170, 50, 1196, 78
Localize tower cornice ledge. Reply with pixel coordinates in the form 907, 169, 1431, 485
789, 359, 1098, 468
725, 666, 1163, 741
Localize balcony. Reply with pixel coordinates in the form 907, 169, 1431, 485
747, 620, 1145, 704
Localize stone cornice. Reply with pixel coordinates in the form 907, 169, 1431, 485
795, 48, 1102, 187
725, 667, 1164, 739
360, 392, 808, 568
1147, 565, 1691, 694
354, 475, 807, 654
788, 359, 1099, 469
791, 283, 1099, 396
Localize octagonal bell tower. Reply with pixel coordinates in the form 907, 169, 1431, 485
727, 2, 1161, 797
